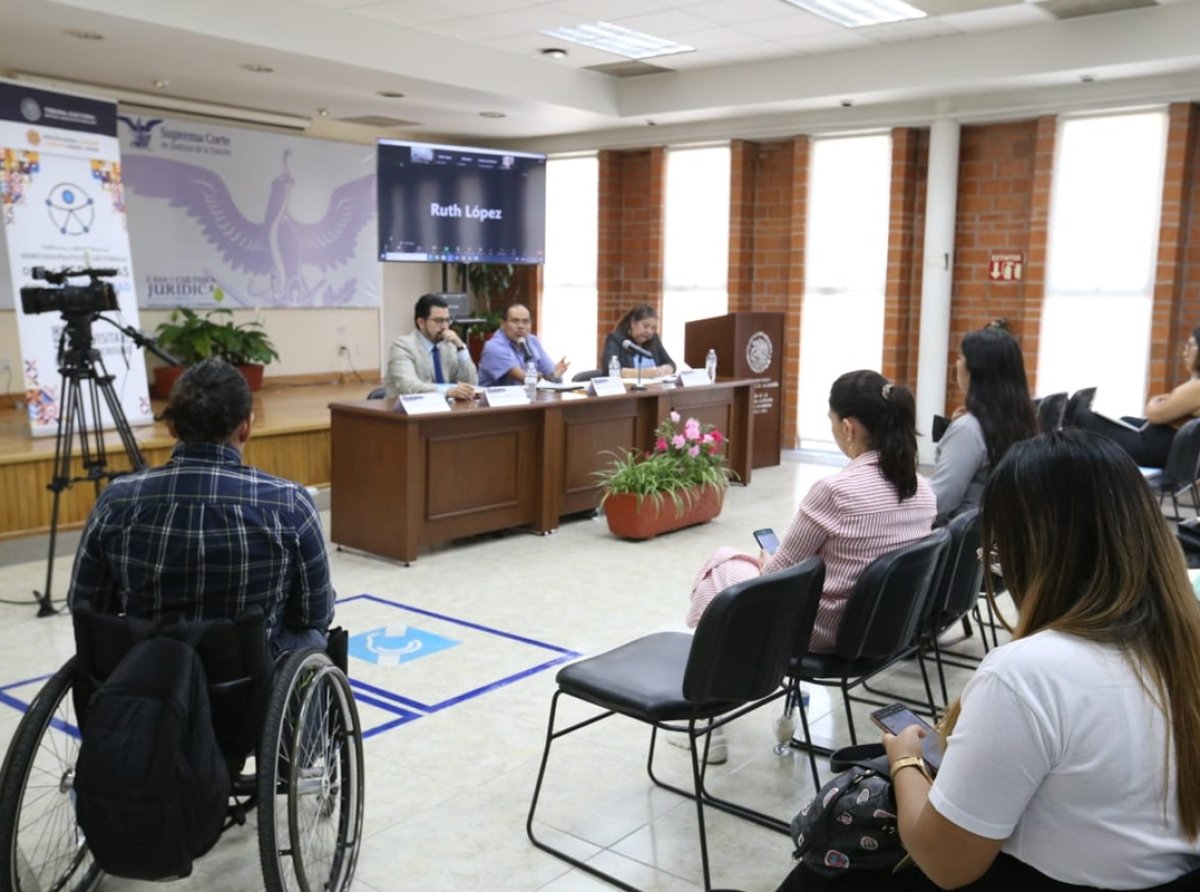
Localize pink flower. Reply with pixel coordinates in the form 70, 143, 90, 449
671, 434, 686, 449
688, 445, 701, 458
711, 429, 725, 446
702, 433, 714, 445
684, 419, 701, 440
655, 437, 668, 452
670, 410, 681, 424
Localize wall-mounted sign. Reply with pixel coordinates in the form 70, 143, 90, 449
988, 251, 1024, 281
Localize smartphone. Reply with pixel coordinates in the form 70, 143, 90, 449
870, 703, 943, 773
753, 528, 779, 555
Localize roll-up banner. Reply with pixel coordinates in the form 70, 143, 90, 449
0, 80, 152, 436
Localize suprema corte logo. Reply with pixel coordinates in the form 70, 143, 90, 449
19, 97, 42, 123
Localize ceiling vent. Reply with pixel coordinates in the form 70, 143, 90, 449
584, 60, 672, 78
1038, 0, 1156, 19
339, 114, 422, 128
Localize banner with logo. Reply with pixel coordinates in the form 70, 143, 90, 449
118, 114, 378, 309
0, 81, 153, 436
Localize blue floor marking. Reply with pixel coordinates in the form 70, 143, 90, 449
0, 675, 81, 738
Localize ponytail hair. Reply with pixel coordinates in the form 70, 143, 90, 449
829, 370, 919, 500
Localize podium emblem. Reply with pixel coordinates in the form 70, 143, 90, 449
745, 331, 773, 374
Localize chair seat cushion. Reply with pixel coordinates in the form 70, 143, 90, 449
556, 632, 738, 722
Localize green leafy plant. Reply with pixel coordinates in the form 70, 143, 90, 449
457, 263, 517, 319
154, 291, 280, 367
596, 413, 735, 513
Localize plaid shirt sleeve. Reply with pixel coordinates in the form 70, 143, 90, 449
283, 485, 334, 633
67, 492, 118, 615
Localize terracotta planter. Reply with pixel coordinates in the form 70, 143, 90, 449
152, 363, 264, 398
603, 485, 724, 540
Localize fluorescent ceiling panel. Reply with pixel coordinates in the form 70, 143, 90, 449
539, 21, 694, 59
778, 0, 927, 28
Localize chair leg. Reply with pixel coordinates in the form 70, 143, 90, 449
687, 721, 716, 892
842, 684, 858, 745
932, 635, 949, 707
793, 684, 822, 791
916, 648, 938, 719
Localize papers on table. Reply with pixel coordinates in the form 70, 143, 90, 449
536, 379, 586, 392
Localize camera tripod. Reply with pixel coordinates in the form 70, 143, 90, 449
30, 312, 152, 617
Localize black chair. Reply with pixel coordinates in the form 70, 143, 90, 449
1061, 387, 1097, 427
366, 386, 387, 399
526, 558, 825, 891
572, 369, 604, 382
788, 528, 950, 755
1142, 418, 1200, 519
1034, 391, 1068, 432
916, 510, 985, 706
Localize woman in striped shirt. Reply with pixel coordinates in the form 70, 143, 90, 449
687, 369, 936, 652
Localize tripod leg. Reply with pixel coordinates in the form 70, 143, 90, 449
34, 374, 80, 617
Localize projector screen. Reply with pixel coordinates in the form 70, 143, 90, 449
377, 140, 546, 265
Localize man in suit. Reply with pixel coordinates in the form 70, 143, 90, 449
386, 293, 478, 400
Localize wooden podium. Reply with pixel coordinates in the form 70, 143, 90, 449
685, 312, 784, 468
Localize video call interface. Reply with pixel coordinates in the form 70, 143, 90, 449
377, 141, 546, 265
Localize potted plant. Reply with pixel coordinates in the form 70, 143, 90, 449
597, 412, 735, 540
152, 291, 280, 397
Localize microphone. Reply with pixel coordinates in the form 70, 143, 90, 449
621, 338, 653, 359
517, 336, 530, 361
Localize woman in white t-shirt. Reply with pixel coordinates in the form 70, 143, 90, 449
881, 429, 1200, 890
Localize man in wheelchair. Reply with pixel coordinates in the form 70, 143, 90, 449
0, 359, 363, 892
67, 357, 334, 656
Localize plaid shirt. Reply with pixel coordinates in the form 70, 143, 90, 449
67, 442, 334, 645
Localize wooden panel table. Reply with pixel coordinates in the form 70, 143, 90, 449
329, 380, 755, 562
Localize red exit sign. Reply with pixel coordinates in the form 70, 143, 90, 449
988, 251, 1024, 281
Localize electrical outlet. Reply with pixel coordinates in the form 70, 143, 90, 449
0, 357, 11, 372
337, 344, 349, 356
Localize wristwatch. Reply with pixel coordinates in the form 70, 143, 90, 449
890, 755, 932, 782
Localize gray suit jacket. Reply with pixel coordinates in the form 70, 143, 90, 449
386, 331, 478, 397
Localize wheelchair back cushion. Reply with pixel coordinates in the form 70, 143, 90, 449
75, 636, 230, 880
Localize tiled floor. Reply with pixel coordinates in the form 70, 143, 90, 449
0, 454, 1007, 891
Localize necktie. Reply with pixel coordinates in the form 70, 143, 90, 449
432, 345, 445, 384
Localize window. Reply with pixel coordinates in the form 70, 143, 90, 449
540, 155, 599, 374
1037, 111, 1167, 415
662, 146, 730, 364
798, 134, 892, 447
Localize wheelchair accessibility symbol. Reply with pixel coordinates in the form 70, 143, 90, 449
348, 625, 460, 667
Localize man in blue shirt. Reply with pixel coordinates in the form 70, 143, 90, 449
385, 293, 478, 400
67, 358, 334, 655
478, 303, 569, 387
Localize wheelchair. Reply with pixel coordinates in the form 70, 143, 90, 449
0, 607, 365, 892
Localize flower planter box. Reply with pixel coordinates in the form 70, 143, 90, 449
603, 485, 724, 540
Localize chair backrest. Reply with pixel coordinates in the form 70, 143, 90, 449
573, 369, 603, 382
366, 386, 387, 399
72, 607, 270, 762
834, 528, 951, 662
1061, 387, 1096, 427
926, 510, 984, 632
1035, 392, 1068, 433
1163, 418, 1200, 484
683, 556, 825, 703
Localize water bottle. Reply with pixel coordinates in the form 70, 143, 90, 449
524, 359, 538, 398
705, 348, 717, 383
608, 354, 621, 381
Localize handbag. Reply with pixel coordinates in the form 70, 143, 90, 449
791, 747, 904, 877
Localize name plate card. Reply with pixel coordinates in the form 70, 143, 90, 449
678, 369, 713, 388
481, 386, 531, 407
589, 377, 627, 397
396, 392, 452, 415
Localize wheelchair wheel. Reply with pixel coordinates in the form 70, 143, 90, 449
258, 649, 364, 892
0, 658, 102, 892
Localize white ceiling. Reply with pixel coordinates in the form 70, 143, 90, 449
3, 0, 1200, 149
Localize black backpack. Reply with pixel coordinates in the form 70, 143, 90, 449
74, 636, 230, 880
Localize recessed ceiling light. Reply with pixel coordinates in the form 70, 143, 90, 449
152, 79, 169, 90
540, 21, 693, 60
779, 0, 926, 28
63, 29, 104, 40
377, 90, 406, 99
241, 63, 275, 74
317, 108, 330, 117
479, 111, 507, 119
540, 47, 568, 59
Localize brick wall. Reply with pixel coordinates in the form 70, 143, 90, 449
884, 128, 928, 388
596, 148, 665, 360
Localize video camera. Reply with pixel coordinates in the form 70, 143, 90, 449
20, 266, 119, 316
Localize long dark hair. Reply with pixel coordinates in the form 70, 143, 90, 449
829, 370, 919, 500
614, 304, 663, 347
961, 430, 1200, 837
962, 327, 1037, 467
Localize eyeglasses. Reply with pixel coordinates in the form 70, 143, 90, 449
427, 315, 452, 325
